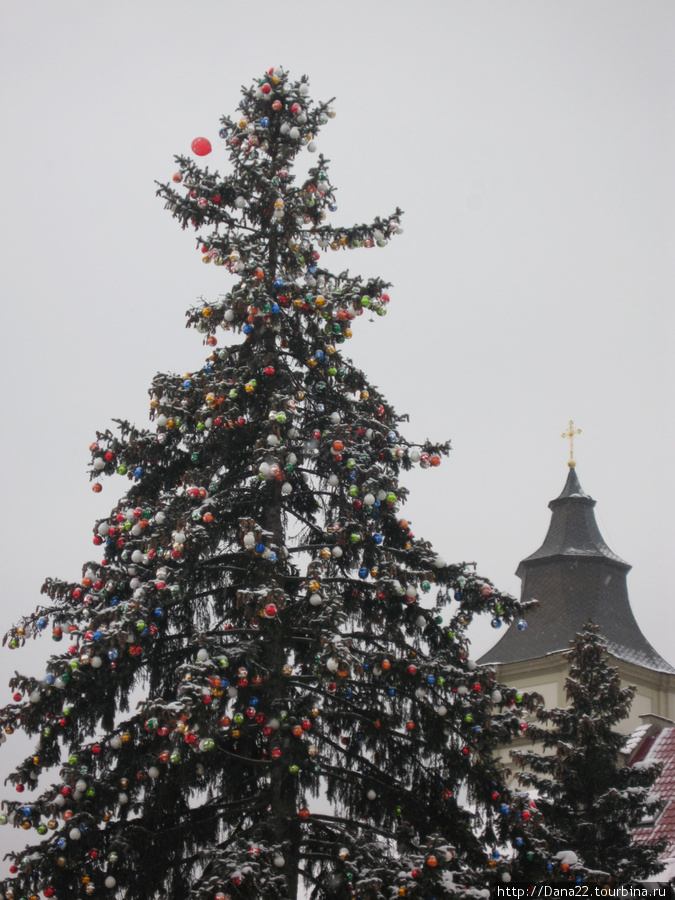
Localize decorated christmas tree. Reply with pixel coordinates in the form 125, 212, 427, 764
512, 622, 666, 882
0, 69, 535, 900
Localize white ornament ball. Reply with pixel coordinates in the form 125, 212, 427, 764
367, 789, 377, 800
281, 483, 293, 495
331, 547, 343, 558
197, 649, 209, 662
273, 855, 285, 868
105, 877, 117, 889
69, 827, 82, 840
148, 767, 160, 779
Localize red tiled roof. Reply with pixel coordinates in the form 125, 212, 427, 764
631, 726, 675, 861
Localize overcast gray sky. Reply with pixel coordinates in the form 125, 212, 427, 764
1, 0, 673, 760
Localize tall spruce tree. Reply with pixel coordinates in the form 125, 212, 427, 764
0, 69, 534, 900
511, 622, 665, 882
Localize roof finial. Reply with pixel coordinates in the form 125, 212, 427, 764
562, 420, 581, 467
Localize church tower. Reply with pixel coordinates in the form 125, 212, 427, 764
478, 460, 675, 733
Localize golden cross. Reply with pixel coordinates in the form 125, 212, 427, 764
562, 420, 581, 467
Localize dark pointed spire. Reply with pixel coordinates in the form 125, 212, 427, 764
516, 466, 629, 576
479, 468, 674, 674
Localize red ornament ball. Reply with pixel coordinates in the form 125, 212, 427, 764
265, 604, 278, 618
191, 137, 212, 156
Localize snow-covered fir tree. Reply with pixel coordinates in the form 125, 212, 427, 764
512, 622, 666, 882
0, 68, 537, 900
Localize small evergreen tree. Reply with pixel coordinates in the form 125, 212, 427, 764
0, 68, 533, 900
512, 622, 665, 882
